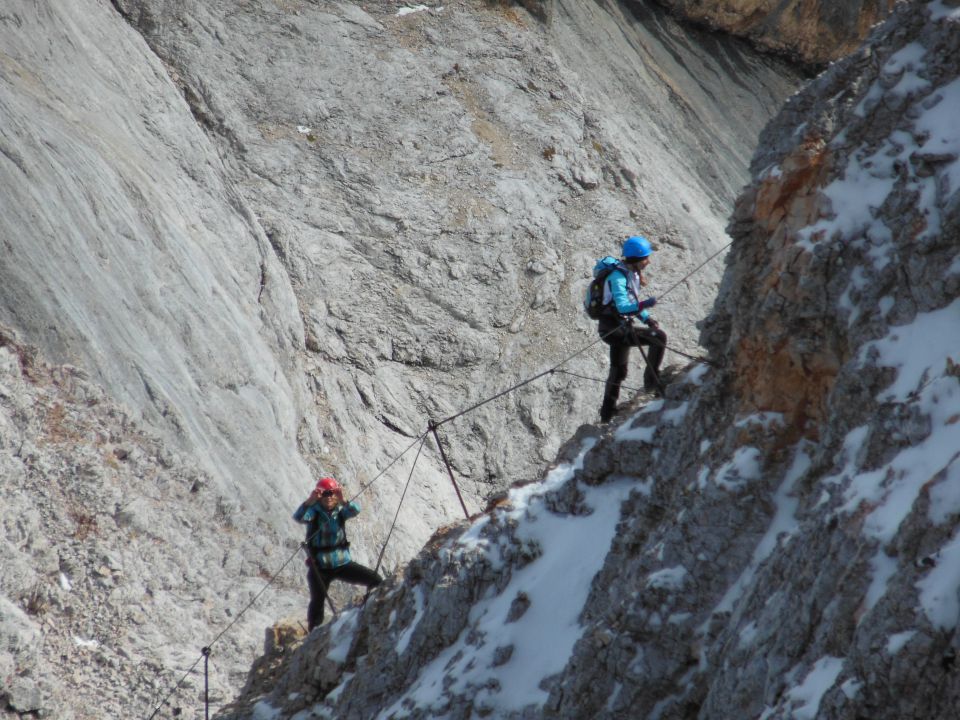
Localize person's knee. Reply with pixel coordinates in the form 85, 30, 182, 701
639, 327, 665, 342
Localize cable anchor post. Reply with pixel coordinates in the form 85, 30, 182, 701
428, 419, 470, 520
201, 646, 211, 720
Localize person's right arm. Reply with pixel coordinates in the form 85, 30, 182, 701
608, 270, 639, 315
293, 495, 318, 523
609, 270, 656, 319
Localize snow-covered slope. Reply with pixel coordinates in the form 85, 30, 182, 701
221, 2, 960, 717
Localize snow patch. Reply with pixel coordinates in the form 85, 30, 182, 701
917, 528, 960, 630
863, 550, 898, 616
615, 400, 666, 443
661, 402, 689, 425
886, 630, 916, 655
928, 456, 960, 524
797, 140, 896, 251
615, 422, 657, 443
840, 678, 863, 699
802, 65, 960, 253
397, 4, 435, 15
683, 363, 710, 385
324, 672, 355, 704
877, 296, 895, 318
929, 0, 960, 22
709, 444, 807, 618
252, 700, 282, 720
785, 656, 844, 720
914, 77, 960, 201
646, 566, 688, 590
714, 446, 762, 489
734, 411, 784, 430
840, 301, 960, 545
395, 586, 424, 655
380, 441, 631, 716
326, 609, 359, 663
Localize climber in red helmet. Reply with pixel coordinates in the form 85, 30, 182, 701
293, 476, 382, 629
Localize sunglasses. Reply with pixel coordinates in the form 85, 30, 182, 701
319, 490, 337, 498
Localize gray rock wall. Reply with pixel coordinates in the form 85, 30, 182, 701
100, 0, 798, 565
1, 0, 798, 568
0, 0, 802, 716
217, 2, 960, 718
0, 327, 305, 719
0, 2, 311, 519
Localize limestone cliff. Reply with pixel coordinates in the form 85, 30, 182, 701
0, 0, 801, 717
0, 0, 798, 572
220, 2, 960, 718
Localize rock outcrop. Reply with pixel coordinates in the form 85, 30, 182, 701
652, 0, 897, 67
220, 2, 960, 718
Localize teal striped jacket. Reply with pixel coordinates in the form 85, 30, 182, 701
293, 500, 361, 569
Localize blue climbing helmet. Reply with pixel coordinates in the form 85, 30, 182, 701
623, 235, 653, 259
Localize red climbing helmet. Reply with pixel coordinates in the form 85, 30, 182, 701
315, 476, 341, 494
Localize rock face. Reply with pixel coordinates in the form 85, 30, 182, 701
101, 0, 799, 545
0, 1, 312, 521
0, 0, 797, 580
0, 327, 304, 719
0, 0, 803, 717
220, 3, 960, 718
652, 0, 897, 67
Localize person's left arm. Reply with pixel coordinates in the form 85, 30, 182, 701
338, 497, 361, 520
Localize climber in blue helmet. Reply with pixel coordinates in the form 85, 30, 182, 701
594, 235, 667, 422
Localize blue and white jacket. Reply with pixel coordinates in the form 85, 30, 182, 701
293, 500, 361, 569
594, 256, 650, 321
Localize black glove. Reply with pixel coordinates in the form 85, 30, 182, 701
644, 318, 659, 329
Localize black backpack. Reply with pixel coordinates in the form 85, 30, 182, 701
584, 260, 620, 319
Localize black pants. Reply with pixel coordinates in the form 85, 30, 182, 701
307, 561, 382, 629
598, 317, 667, 421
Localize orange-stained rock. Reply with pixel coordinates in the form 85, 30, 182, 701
656, 0, 896, 66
